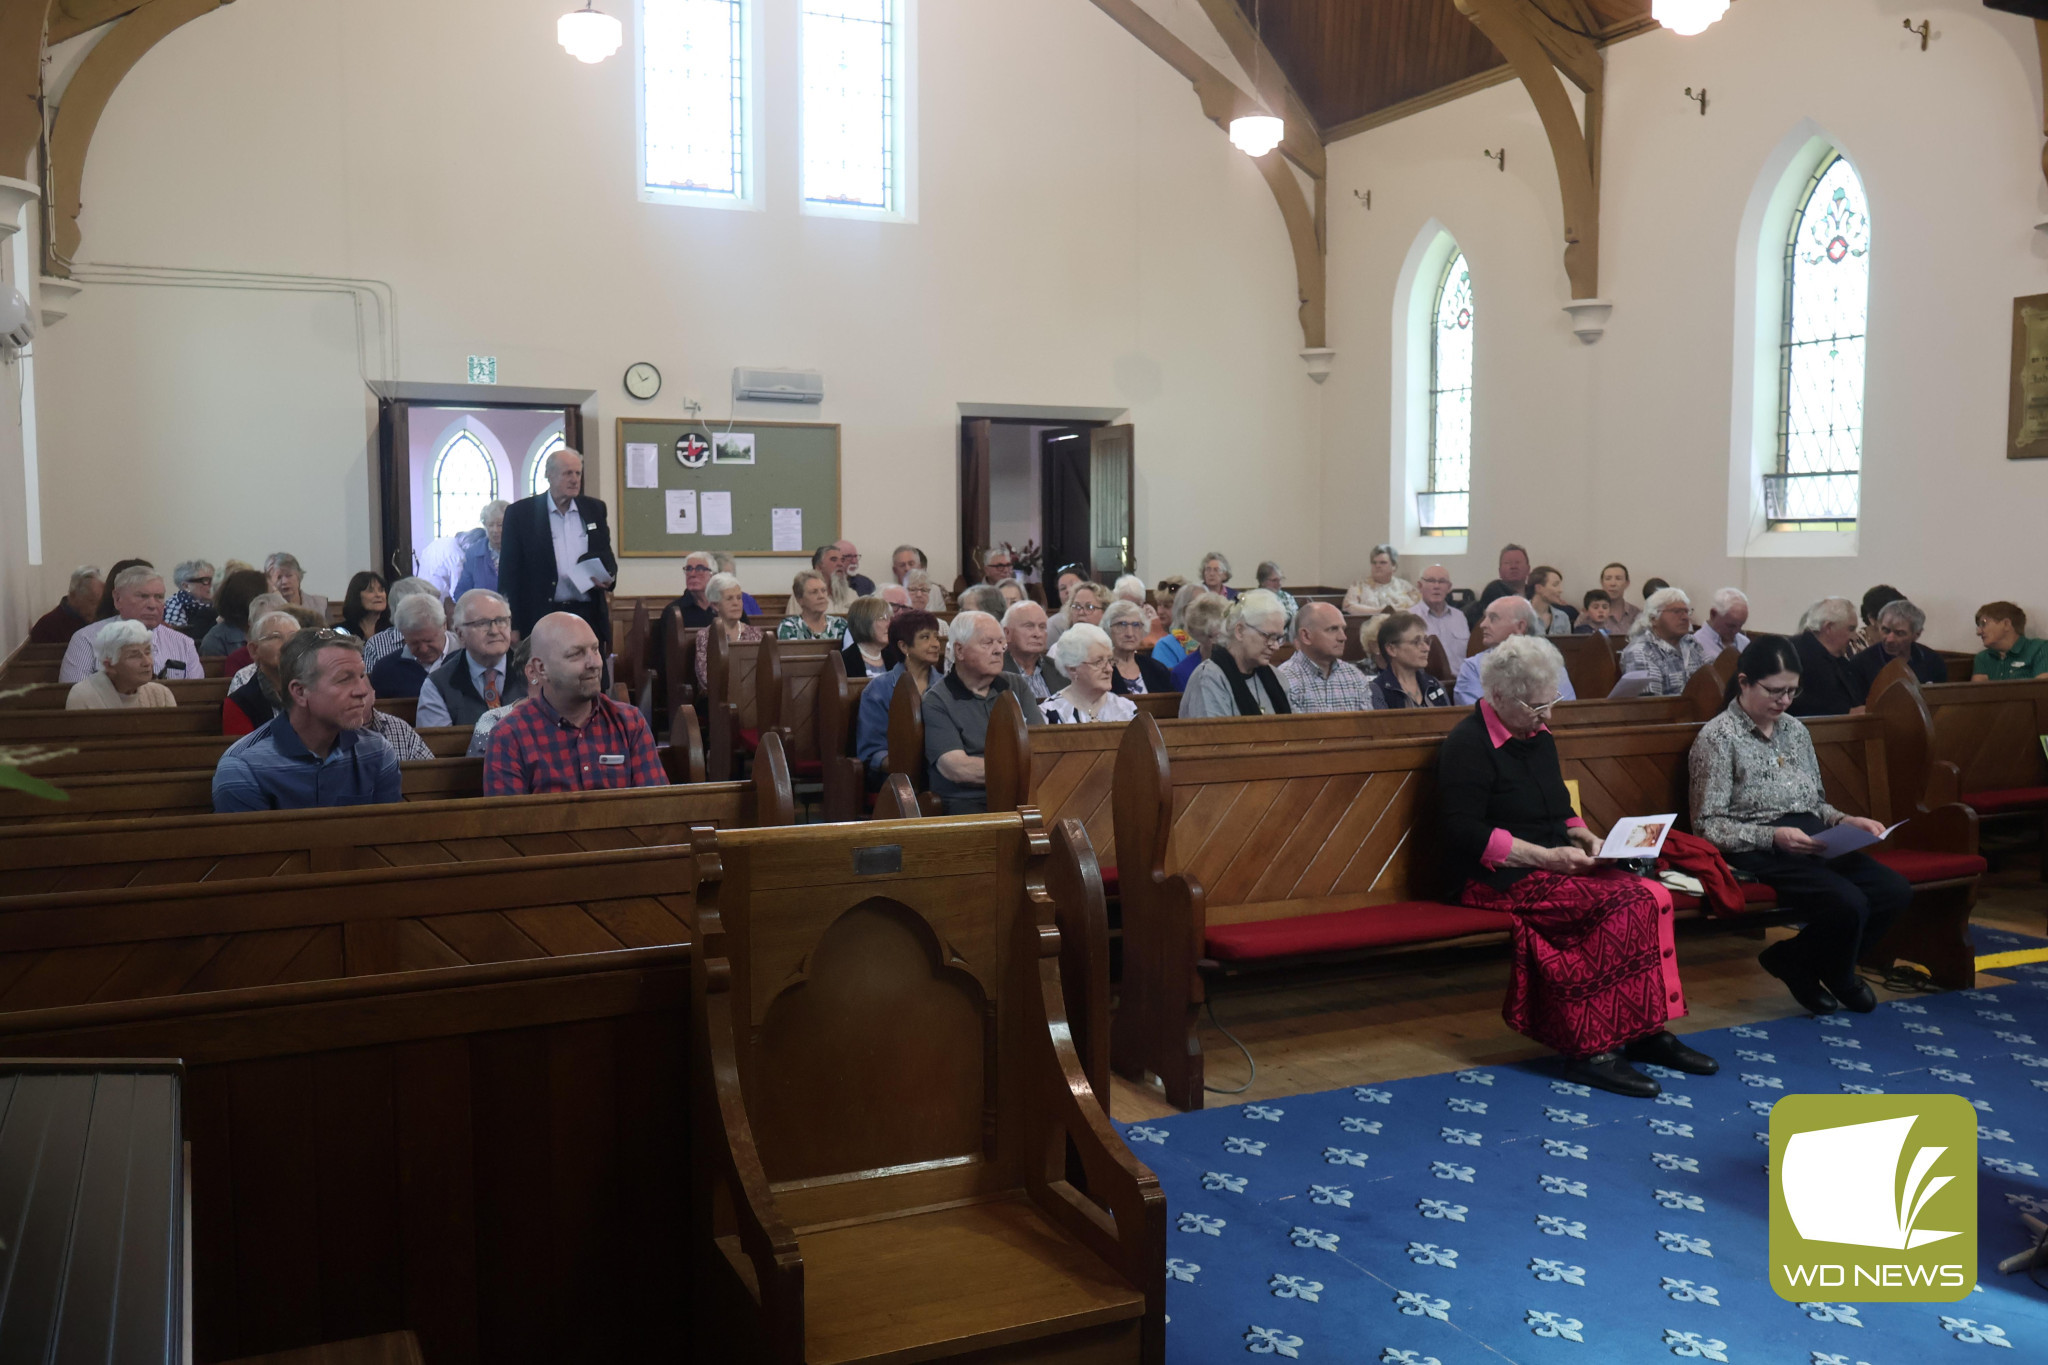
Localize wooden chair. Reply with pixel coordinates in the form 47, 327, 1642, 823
689, 812, 1163, 1364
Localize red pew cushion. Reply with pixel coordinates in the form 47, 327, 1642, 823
1667, 882, 1780, 914
1868, 848, 1988, 882
737, 727, 760, 752
1206, 902, 1513, 963
1100, 865, 1119, 898
791, 759, 823, 780
1961, 787, 2048, 816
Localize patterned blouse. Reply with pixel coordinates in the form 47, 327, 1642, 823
1687, 701, 1845, 854
1041, 691, 1137, 725
1344, 576, 1420, 616
776, 614, 848, 642
1619, 632, 1708, 697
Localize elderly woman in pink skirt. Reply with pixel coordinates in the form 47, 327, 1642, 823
1436, 636, 1718, 1098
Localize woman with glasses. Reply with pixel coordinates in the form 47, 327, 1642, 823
164, 560, 218, 637
1040, 624, 1137, 725
1689, 634, 1909, 1017
1440, 635, 1716, 1099
1369, 612, 1452, 708
1180, 591, 1292, 718
1103, 600, 1174, 695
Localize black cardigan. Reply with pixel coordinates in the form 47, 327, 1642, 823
1437, 706, 1576, 892
1787, 630, 1860, 718
1111, 653, 1176, 696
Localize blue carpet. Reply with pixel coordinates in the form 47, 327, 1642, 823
1116, 928, 2048, 1363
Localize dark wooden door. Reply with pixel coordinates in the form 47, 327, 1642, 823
958, 418, 992, 585
1089, 424, 1134, 577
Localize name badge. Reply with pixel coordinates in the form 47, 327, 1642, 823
598, 753, 625, 766
586, 522, 598, 532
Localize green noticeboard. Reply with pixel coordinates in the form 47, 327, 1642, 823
615, 417, 841, 557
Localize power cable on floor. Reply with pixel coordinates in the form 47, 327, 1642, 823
1203, 996, 1258, 1095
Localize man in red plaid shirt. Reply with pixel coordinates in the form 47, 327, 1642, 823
483, 612, 665, 796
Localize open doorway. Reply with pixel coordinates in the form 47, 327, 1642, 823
958, 417, 1133, 594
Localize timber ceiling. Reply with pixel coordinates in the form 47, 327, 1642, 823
1233, 0, 1656, 136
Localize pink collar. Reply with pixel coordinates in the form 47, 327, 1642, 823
1480, 698, 1548, 748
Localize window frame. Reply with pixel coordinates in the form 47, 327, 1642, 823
798, 0, 917, 222
1768, 150, 1868, 532
432, 429, 499, 541
636, 0, 763, 212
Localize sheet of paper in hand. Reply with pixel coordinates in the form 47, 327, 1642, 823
1608, 671, 1653, 699
1808, 819, 1906, 859
1597, 813, 1678, 860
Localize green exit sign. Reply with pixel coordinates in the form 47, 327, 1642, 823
468, 355, 497, 384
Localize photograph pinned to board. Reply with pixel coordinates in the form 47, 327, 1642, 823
625, 442, 660, 489
665, 488, 698, 535
676, 433, 711, 468
713, 432, 757, 465
1596, 813, 1678, 860
701, 490, 733, 537
770, 507, 803, 552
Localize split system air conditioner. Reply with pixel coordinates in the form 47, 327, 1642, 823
733, 367, 824, 404
0, 285, 33, 352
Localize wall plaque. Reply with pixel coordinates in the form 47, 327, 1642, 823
2008, 293, 2048, 458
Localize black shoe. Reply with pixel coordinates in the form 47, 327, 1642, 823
1827, 974, 1878, 1013
1760, 940, 1839, 1015
1564, 1051, 1661, 1098
1626, 1030, 1721, 1076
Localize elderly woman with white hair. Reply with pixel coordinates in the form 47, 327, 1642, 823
1439, 635, 1714, 1097
1618, 586, 1707, 696
1041, 623, 1138, 724
164, 559, 217, 634
1790, 596, 1862, 718
265, 552, 329, 623
1198, 551, 1238, 602
1181, 590, 1293, 719
1254, 561, 1299, 622
65, 619, 177, 709
454, 499, 510, 597
1344, 544, 1419, 617
1849, 597, 1945, 692
1104, 599, 1175, 695
695, 572, 763, 693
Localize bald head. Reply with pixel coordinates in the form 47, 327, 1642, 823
531, 611, 604, 712
1481, 595, 1541, 649
1292, 601, 1348, 665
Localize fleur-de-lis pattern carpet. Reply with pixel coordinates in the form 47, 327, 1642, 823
1115, 930, 2048, 1363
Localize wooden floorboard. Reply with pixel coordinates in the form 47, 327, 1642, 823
1107, 869, 2048, 1121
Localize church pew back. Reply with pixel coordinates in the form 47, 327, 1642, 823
1915, 677, 2048, 799
758, 636, 839, 782
0, 948, 690, 1365
0, 692, 420, 742
0, 758, 486, 825
21, 727, 474, 776
0, 677, 229, 711
817, 666, 871, 821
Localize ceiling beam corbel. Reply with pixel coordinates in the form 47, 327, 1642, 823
1454, 0, 1603, 300
46, 0, 224, 276
1088, 0, 1326, 348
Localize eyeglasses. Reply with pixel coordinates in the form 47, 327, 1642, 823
1252, 627, 1287, 646
186, 576, 213, 587
1753, 682, 1802, 701
685, 564, 711, 574
1511, 695, 1561, 717
462, 616, 512, 631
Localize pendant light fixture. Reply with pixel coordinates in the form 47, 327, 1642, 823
1228, 0, 1284, 158
1651, 0, 1729, 37
558, 2, 624, 63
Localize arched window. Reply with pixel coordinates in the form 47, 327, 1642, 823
530, 432, 566, 498
1421, 251, 1473, 534
1771, 152, 1869, 528
433, 431, 496, 539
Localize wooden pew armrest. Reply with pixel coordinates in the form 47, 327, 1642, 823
695, 957, 804, 1318
675, 705, 707, 785
1927, 759, 1961, 810
1893, 800, 1979, 857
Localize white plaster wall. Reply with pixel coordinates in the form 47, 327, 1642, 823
1322, 0, 2048, 649
27, 0, 1322, 610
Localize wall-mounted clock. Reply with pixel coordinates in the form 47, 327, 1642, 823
624, 362, 661, 401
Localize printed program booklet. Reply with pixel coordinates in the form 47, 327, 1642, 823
1597, 813, 1678, 860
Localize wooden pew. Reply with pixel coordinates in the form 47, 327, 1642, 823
0, 737, 793, 895
0, 757, 488, 825
818, 666, 871, 822
1109, 683, 1983, 1108
660, 608, 701, 741
1552, 631, 1620, 700
1892, 674, 2048, 876
689, 812, 1163, 1363
0, 691, 420, 743
0, 676, 228, 711
703, 627, 762, 782
758, 636, 840, 785
21, 726, 473, 776
0, 948, 690, 1364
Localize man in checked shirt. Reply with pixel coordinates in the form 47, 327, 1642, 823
482, 612, 665, 795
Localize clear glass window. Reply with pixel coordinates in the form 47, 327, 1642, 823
434, 431, 497, 540
801, 0, 900, 213
643, 0, 750, 202
530, 433, 567, 498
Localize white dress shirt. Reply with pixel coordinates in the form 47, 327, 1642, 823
548, 497, 590, 600
1693, 623, 1749, 663
58, 618, 205, 684
418, 534, 468, 601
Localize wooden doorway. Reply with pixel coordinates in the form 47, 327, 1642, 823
374, 397, 584, 581
958, 418, 1134, 591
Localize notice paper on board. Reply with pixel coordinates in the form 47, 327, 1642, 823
625, 443, 659, 489
771, 507, 803, 552
665, 488, 698, 535
701, 491, 733, 537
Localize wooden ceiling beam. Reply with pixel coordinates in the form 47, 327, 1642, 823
0, 0, 56, 183
49, 0, 152, 44
1088, 0, 1326, 348
1454, 0, 1602, 299
46, 0, 224, 275
1193, 0, 1325, 179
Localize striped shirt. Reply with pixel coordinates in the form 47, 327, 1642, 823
1276, 651, 1375, 712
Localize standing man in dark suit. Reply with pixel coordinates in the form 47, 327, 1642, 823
498, 446, 618, 652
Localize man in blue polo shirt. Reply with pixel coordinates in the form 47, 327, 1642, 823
213, 628, 403, 812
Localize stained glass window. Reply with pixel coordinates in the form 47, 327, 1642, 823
1772, 152, 1870, 527
434, 432, 497, 540
530, 432, 566, 498
643, 0, 749, 202
1422, 251, 1473, 533
801, 0, 899, 213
